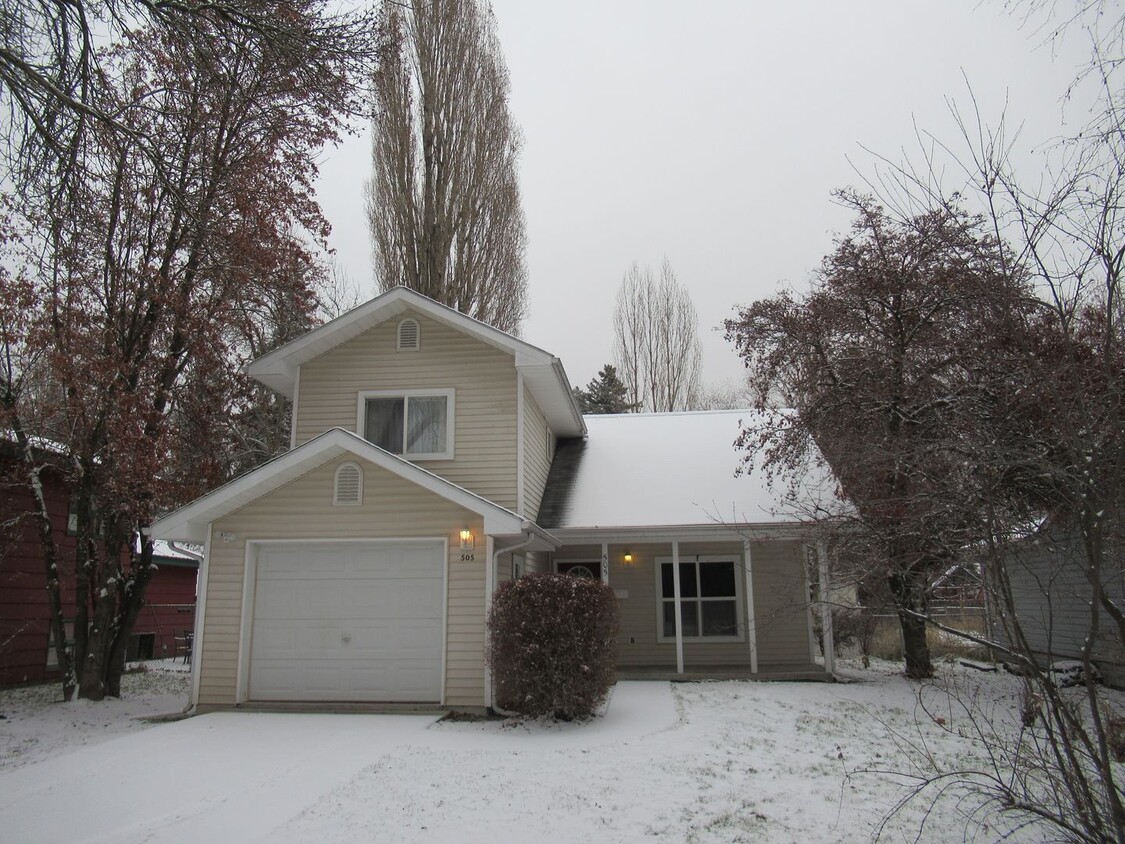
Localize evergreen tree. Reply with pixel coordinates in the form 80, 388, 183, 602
573, 364, 637, 414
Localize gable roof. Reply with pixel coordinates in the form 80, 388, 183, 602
246, 286, 585, 437
537, 410, 836, 532
148, 428, 534, 543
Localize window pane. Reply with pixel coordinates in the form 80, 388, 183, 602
661, 562, 699, 597
365, 398, 404, 452
406, 396, 447, 454
679, 563, 698, 598
682, 602, 699, 636
662, 601, 700, 637
662, 601, 675, 636
700, 561, 736, 597
701, 601, 738, 636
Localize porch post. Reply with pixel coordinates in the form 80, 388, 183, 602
804, 544, 817, 664
601, 542, 609, 586
743, 539, 758, 675
817, 540, 835, 676
672, 540, 684, 675
483, 534, 495, 710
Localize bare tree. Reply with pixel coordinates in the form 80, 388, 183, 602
840, 2, 1125, 838
612, 259, 702, 412
366, 0, 527, 333
0, 0, 372, 196
693, 377, 753, 410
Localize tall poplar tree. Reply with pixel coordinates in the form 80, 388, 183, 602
366, 0, 528, 333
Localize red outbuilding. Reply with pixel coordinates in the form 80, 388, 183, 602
0, 450, 198, 686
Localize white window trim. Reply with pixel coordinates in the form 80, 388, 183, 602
333, 462, 363, 506
655, 554, 745, 644
356, 387, 456, 461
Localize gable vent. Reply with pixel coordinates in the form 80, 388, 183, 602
397, 318, 420, 351
334, 462, 363, 506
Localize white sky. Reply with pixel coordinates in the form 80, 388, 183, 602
314, 0, 1092, 392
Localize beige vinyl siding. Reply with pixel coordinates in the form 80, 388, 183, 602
493, 552, 530, 586
521, 387, 550, 520
750, 540, 815, 665
523, 550, 548, 575
553, 540, 812, 668
294, 311, 518, 510
196, 456, 487, 710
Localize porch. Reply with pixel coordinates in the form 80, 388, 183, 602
616, 663, 832, 683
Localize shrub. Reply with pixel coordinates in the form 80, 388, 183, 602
487, 573, 620, 720
814, 606, 878, 665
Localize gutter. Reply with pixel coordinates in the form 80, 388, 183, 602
550, 357, 588, 436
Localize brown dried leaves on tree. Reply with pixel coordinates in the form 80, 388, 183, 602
724, 191, 1030, 680
0, 6, 367, 700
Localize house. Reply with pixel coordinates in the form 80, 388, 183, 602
994, 529, 1125, 687
150, 287, 829, 713
0, 446, 199, 685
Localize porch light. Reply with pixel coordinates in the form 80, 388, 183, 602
459, 528, 475, 552
623, 551, 634, 566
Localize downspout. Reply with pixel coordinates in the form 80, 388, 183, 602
487, 527, 540, 716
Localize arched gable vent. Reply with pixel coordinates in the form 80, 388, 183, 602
334, 462, 363, 506
397, 318, 420, 351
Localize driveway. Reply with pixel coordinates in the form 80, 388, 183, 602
0, 682, 677, 844
0, 710, 443, 844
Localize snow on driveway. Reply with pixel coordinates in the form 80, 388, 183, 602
0, 667, 1067, 842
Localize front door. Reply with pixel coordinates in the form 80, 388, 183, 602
557, 561, 602, 579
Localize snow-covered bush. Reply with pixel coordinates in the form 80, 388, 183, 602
487, 573, 619, 720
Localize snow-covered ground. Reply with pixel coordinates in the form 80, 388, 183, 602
0, 659, 190, 771
0, 658, 1112, 842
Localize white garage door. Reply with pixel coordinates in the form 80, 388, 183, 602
249, 541, 445, 703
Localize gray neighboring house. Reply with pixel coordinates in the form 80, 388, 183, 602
150, 287, 830, 713
997, 528, 1125, 687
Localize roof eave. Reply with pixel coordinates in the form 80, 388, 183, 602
149, 427, 526, 543
548, 522, 822, 543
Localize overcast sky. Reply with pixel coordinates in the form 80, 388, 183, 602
314, 0, 1092, 394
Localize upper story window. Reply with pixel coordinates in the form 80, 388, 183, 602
397, 318, 420, 351
357, 388, 455, 460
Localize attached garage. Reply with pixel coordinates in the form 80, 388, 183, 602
247, 540, 446, 703
149, 429, 540, 712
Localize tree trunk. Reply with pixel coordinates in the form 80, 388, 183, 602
898, 607, 932, 679
27, 467, 76, 701
79, 590, 116, 700
7, 413, 77, 701
105, 540, 156, 697
889, 571, 933, 679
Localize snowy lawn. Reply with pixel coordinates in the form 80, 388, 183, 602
0, 658, 191, 771
1, 658, 1114, 842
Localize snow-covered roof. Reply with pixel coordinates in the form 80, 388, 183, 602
538, 410, 834, 533
151, 540, 202, 565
